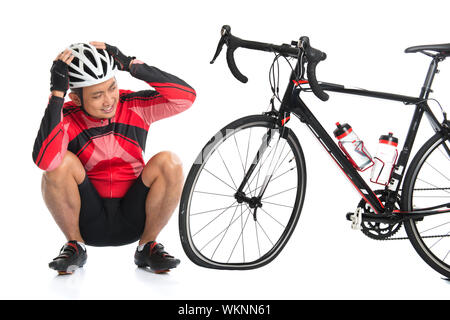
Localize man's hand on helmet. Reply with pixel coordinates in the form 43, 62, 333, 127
90, 41, 135, 72
50, 49, 74, 97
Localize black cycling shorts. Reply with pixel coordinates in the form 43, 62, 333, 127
78, 174, 150, 247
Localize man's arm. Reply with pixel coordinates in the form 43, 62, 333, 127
90, 41, 196, 125
32, 95, 70, 170
32, 50, 73, 170
123, 60, 196, 124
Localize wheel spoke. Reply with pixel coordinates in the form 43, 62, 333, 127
256, 220, 274, 246
414, 195, 450, 198
255, 218, 261, 258
211, 204, 240, 259
192, 201, 237, 236
241, 205, 245, 262
203, 167, 236, 192
217, 149, 238, 189
227, 209, 252, 263
263, 186, 297, 200
190, 204, 240, 216
248, 167, 296, 195
259, 207, 286, 228
443, 250, 450, 262
247, 138, 277, 196
437, 144, 450, 162
272, 148, 293, 179
428, 231, 450, 249
199, 204, 251, 252
416, 177, 450, 195
194, 190, 235, 198
244, 128, 252, 174
233, 134, 246, 173
425, 161, 450, 183
261, 200, 294, 209
420, 221, 450, 234
268, 139, 289, 178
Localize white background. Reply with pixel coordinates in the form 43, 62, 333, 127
1, 0, 449, 299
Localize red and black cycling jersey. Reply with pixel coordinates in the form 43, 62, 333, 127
33, 60, 196, 198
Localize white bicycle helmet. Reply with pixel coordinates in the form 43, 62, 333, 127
68, 43, 117, 89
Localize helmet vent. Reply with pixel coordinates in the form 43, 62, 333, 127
83, 62, 97, 79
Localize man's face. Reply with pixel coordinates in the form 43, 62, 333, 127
73, 77, 119, 119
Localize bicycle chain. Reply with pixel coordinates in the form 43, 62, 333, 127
384, 234, 450, 241
380, 186, 449, 240
412, 187, 450, 191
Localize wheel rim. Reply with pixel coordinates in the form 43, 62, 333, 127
185, 120, 304, 268
407, 136, 450, 273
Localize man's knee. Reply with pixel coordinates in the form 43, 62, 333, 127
145, 151, 184, 185
43, 151, 85, 185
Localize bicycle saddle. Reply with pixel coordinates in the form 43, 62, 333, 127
405, 43, 450, 56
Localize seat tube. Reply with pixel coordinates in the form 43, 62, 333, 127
420, 57, 441, 99
383, 104, 425, 212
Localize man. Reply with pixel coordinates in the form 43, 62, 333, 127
32, 42, 196, 274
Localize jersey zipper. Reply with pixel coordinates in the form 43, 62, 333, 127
108, 118, 112, 198
101, 118, 114, 198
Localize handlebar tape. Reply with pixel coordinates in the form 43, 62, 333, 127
226, 46, 248, 83
307, 60, 329, 101
303, 42, 329, 101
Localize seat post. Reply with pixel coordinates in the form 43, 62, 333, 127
420, 56, 444, 99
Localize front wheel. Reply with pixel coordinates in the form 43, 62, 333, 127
402, 132, 450, 278
179, 115, 307, 270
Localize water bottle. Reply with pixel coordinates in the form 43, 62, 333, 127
333, 122, 374, 171
370, 133, 398, 185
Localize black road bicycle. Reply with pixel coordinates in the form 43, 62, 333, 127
179, 25, 450, 278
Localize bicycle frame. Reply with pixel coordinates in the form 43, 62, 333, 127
238, 55, 450, 217
287, 56, 449, 215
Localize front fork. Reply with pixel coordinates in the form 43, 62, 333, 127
234, 111, 291, 220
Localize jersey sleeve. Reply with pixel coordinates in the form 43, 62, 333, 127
32, 95, 71, 171
121, 61, 196, 125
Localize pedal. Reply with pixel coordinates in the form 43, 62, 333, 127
346, 207, 362, 230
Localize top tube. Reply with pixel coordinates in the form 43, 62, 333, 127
318, 82, 422, 105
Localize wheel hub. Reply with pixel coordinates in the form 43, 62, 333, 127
234, 191, 262, 209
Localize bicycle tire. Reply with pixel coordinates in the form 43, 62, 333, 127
402, 132, 450, 278
179, 114, 306, 270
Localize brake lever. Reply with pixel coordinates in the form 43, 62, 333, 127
299, 36, 329, 101
210, 25, 231, 64
210, 36, 226, 64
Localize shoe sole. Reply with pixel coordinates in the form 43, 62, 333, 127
136, 262, 179, 274
50, 261, 85, 275
137, 267, 171, 274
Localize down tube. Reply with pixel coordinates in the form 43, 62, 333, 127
290, 95, 384, 213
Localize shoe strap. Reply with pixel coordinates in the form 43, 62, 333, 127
149, 242, 174, 258
54, 241, 79, 260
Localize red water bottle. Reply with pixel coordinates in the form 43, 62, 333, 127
370, 133, 399, 185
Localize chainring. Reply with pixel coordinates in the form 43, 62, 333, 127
357, 190, 402, 240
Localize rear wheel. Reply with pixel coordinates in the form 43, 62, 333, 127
179, 115, 306, 269
402, 132, 450, 278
